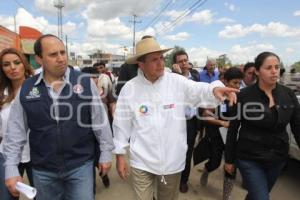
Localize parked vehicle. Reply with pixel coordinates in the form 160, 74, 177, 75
287, 95, 300, 161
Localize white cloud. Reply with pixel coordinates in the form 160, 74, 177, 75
216, 17, 235, 24
219, 22, 300, 39
63, 22, 77, 35
164, 10, 186, 21
78, 22, 85, 28
69, 38, 133, 60
164, 32, 190, 41
80, 0, 160, 45
136, 27, 157, 40
156, 9, 214, 35
286, 47, 295, 54
187, 47, 222, 67
86, 18, 131, 39
188, 10, 214, 24
35, 0, 160, 20
224, 2, 236, 12
219, 24, 259, 38
1, 8, 77, 36
84, 17, 156, 49
154, 21, 174, 35
35, 0, 88, 13
187, 43, 275, 66
0, 15, 15, 31
164, 9, 214, 25
294, 10, 300, 16
83, 0, 160, 20
228, 43, 275, 64
229, 5, 235, 11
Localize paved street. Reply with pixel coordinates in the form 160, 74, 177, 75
20, 158, 300, 200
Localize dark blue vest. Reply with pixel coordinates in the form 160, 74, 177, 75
20, 68, 95, 171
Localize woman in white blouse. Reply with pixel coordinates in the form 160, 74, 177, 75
0, 48, 34, 200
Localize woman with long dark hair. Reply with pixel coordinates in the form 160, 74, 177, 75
0, 48, 34, 200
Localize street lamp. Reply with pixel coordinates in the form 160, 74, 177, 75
53, 0, 64, 39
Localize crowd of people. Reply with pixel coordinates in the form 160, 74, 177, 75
0, 34, 299, 200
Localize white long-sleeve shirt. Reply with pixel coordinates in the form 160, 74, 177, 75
113, 70, 223, 175
0, 89, 30, 163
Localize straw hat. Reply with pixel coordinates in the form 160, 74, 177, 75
126, 38, 172, 64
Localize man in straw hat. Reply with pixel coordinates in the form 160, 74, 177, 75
112, 37, 238, 200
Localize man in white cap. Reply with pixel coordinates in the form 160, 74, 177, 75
113, 37, 238, 200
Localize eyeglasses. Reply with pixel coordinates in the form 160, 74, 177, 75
177, 59, 188, 64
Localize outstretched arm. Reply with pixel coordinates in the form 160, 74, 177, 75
213, 87, 239, 106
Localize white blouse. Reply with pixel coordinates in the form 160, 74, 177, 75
0, 89, 30, 163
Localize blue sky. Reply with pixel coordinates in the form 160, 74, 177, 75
1, 0, 300, 67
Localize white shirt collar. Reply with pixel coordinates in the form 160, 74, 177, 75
34, 66, 70, 86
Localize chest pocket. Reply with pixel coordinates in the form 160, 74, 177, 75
162, 101, 185, 125
276, 104, 294, 126
133, 103, 155, 130
22, 95, 53, 124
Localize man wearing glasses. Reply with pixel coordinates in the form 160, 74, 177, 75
172, 50, 200, 193
172, 50, 198, 81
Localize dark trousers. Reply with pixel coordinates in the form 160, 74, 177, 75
204, 126, 224, 172
237, 159, 285, 200
180, 118, 198, 184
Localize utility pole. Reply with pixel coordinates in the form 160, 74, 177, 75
129, 14, 141, 54
14, 15, 17, 32
123, 46, 128, 61
65, 34, 68, 60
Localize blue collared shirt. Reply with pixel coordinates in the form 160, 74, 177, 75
199, 69, 219, 83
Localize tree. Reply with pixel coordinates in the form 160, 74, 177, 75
164, 46, 185, 68
291, 61, 300, 72
216, 54, 232, 68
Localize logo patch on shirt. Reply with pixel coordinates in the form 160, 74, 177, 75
26, 87, 41, 99
139, 105, 149, 115
163, 104, 175, 109
73, 84, 83, 94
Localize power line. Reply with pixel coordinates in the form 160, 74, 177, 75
175, 0, 193, 10
156, 0, 205, 35
156, 0, 208, 36
140, 0, 173, 30
156, 0, 203, 35
12, 0, 26, 10
11, 0, 52, 33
